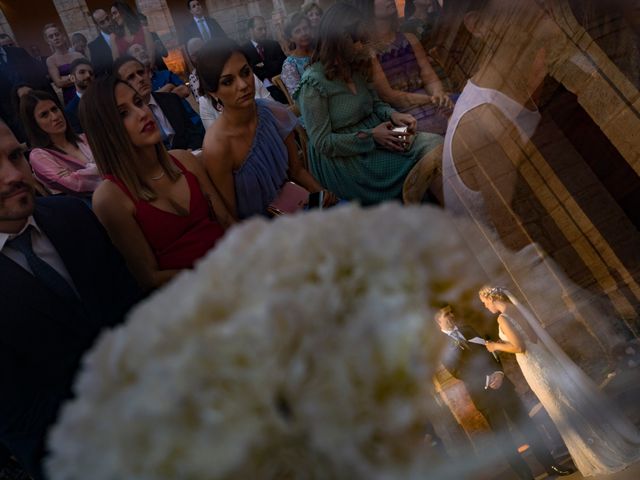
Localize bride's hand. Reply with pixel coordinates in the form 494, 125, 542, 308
486, 341, 498, 352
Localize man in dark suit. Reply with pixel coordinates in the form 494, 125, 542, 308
65, 58, 94, 134
182, 0, 227, 44
115, 56, 204, 150
0, 120, 141, 480
88, 9, 115, 77
241, 16, 287, 104
435, 307, 573, 479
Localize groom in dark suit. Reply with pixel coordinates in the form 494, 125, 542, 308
435, 306, 573, 479
0, 121, 141, 480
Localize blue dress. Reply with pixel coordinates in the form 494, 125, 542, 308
234, 99, 298, 219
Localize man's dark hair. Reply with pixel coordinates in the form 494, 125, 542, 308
247, 16, 264, 30
187, 0, 199, 9
112, 55, 143, 77
70, 58, 93, 75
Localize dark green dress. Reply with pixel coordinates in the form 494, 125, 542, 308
294, 63, 442, 205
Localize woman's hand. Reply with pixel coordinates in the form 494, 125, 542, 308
431, 92, 454, 109
390, 112, 417, 133
486, 341, 499, 353
321, 189, 339, 207
372, 121, 408, 152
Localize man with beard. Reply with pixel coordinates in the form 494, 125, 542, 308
0, 120, 140, 479
88, 9, 115, 76
64, 58, 94, 133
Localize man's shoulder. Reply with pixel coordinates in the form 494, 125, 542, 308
152, 91, 181, 107
458, 324, 481, 337
35, 196, 90, 218
5, 46, 30, 61
65, 95, 80, 111
240, 41, 254, 52
88, 35, 106, 48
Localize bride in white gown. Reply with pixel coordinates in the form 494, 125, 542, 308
478, 286, 640, 477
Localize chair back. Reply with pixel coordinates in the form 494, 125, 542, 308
273, 74, 295, 108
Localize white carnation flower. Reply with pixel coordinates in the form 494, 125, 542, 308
47, 203, 521, 480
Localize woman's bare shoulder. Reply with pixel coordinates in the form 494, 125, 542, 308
93, 179, 134, 214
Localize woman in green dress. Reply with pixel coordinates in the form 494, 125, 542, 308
294, 2, 443, 205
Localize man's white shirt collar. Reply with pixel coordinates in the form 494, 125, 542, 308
0, 216, 40, 252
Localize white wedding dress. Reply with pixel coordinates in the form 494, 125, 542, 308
499, 313, 640, 476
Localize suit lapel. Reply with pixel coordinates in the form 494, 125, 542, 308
0, 254, 82, 336
33, 203, 89, 301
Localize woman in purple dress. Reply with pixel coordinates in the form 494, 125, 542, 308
43, 23, 84, 106
356, 0, 454, 135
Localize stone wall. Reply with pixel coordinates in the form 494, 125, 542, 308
53, 0, 95, 43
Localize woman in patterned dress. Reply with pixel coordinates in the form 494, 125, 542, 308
294, 2, 443, 205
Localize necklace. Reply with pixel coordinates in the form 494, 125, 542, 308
150, 170, 165, 181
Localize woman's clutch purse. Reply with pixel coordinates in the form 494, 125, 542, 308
267, 181, 309, 216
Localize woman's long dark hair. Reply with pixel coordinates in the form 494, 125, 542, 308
311, 2, 372, 81
112, 1, 142, 35
19, 90, 80, 150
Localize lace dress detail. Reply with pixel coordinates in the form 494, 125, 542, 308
499, 314, 640, 476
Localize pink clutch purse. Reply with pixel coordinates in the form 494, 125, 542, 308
268, 182, 309, 216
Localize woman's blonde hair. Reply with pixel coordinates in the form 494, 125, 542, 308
478, 285, 511, 303
79, 76, 180, 201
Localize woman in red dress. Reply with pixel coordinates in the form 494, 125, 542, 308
80, 75, 235, 290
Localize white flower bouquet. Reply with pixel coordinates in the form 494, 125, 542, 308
46, 204, 516, 480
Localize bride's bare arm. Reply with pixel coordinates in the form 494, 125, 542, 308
486, 315, 526, 354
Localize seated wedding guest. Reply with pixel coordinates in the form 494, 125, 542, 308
281, 12, 313, 97
242, 16, 288, 103
182, 0, 227, 44
126, 43, 201, 126
302, 2, 323, 38
187, 36, 271, 129
81, 76, 234, 289
127, 43, 189, 97
109, 1, 154, 63
356, 0, 453, 135
70, 32, 90, 59
187, 37, 204, 99
64, 58, 95, 133
114, 55, 204, 150
401, 0, 443, 45
294, 2, 443, 205
44, 23, 84, 106
199, 39, 337, 220
434, 306, 574, 479
0, 119, 141, 480
89, 9, 115, 77
20, 90, 101, 198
